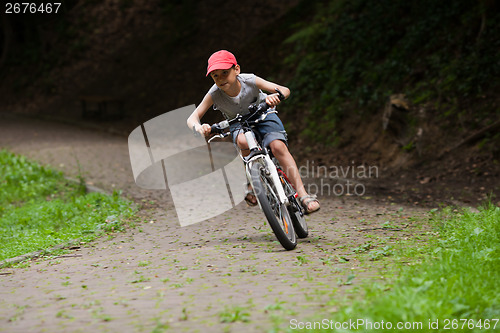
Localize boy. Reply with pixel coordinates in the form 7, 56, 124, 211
187, 50, 320, 214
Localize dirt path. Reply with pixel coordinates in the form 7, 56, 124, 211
0, 114, 431, 332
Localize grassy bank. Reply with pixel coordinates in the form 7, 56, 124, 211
289, 204, 499, 332
0, 150, 135, 262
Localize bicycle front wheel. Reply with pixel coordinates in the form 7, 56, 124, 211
250, 160, 296, 250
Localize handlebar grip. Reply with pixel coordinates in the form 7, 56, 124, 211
275, 88, 285, 101
210, 124, 223, 134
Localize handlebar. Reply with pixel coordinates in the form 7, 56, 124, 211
210, 88, 285, 134
202, 88, 286, 142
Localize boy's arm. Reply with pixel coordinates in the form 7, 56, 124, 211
187, 93, 213, 136
255, 76, 291, 107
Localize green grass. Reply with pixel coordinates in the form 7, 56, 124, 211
289, 204, 499, 332
0, 150, 135, 262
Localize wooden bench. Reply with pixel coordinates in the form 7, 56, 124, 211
80, 95, 124, 119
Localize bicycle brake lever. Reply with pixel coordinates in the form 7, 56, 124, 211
256, 109, 278, 123
207, 133, 228, 143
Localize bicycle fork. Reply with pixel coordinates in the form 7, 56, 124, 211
246, 154, 289, 206
242, 129, 288, 206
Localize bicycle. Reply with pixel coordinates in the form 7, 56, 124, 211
206, 89, 308, 250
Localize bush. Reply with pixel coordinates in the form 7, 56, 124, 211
284, 0, 500, 144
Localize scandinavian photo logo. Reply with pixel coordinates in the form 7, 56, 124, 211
297, 160, 379, 197
127, 105, 246, 227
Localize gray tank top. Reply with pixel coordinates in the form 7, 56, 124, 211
208, 73, 268, 120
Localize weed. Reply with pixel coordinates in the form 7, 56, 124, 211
55, 309, 73, 319
219, 306, 251, 323
264, 300, 287, 312
179, 307, 188, 321
337, 274, 356, 286
352, 242, 372, 254
295, 255, 310, 266
138, 260, 151, 267
130, 276, 150, 284
8, 305, 26, 322
170, 283, 184, 289
151, 321, 169, 333
369, 246, 394, 261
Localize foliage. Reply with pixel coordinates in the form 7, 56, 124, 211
0, 149, 67, 205
0, 150, 135, 261
294, 204, 500, 332
284, 0, 500, 144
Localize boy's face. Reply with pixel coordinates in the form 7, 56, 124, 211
209, 65, 240, 92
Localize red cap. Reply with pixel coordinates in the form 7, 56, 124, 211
206, 50, 237, 76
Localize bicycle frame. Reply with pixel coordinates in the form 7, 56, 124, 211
207, 112, 289, 206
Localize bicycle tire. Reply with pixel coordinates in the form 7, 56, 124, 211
250, 161, 296, 250
288, 205, 308, 238
281, 176, 308, 239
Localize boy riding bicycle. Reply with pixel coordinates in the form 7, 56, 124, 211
187, 50, 320, 214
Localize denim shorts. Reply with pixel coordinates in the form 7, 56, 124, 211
229, 112, 288, 148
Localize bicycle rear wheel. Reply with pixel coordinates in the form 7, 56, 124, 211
278, 169, 308, 239
250, 160, 296, 250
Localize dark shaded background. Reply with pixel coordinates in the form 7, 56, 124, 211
0, 0, 302, 128
1, 0, 499, 204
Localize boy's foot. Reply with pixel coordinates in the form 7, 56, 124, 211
245, 187, 258, 206
299, 195, 320, 215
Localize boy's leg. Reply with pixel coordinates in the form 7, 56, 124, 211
269, 140, 320, 214
235, 132, 249, 155
235, 133, 257, 205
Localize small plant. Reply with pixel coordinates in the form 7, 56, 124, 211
380, 221, 399, 229
130, 276, 150, 284
369, 246, 394, 261
264, 300, 287, 312
219, 306, 251, 323
55, 309, 73, 319
151, 321, 169, 333
170, 283, 184, 289
337, 274, 356, 286
295, 255, 310, 266
352, 242, 372, 253
138, 260, 151, 267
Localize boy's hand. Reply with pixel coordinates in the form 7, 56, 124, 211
195, 123, 211, 137
266, 93, 281, 107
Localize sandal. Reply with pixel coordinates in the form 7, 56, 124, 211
244, 187, 258, 207
299, 195, 320, 215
